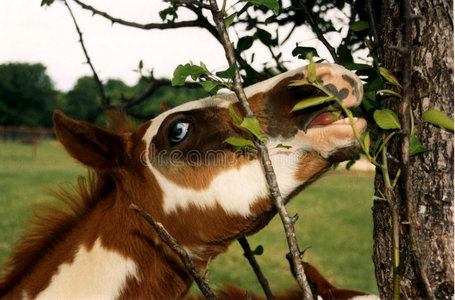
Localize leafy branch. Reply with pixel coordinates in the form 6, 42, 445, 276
203, 0, 314, 299
289, 55, 404, 300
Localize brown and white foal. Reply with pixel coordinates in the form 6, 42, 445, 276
0, 64, 367, 299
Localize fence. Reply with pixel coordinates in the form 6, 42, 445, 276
0, 126, 56, 143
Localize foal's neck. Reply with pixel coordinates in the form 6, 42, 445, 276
5, 189, 195, 300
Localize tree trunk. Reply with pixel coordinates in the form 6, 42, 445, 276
373, 0, 454, 299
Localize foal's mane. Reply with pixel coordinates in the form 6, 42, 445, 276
0, 110, 136, 296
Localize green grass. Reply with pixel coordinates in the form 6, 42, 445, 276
0, 141, 378, 295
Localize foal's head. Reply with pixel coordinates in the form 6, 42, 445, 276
52, 64, 365, 265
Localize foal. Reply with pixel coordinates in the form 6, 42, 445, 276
0, 64, 367, 299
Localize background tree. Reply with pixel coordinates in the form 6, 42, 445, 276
372, 1, 453, 299
64, 76, 101, 124
0, 63, 58, 127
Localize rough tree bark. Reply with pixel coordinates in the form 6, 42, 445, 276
373, 1, 454, 299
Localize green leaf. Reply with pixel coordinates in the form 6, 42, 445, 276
291, 96, 335, 112
307, 53, 317, 83
329, 110, 342, 121
159, 4, 178, 23
240, 117, 267, 142
276, 144, 292, 149
256, 29, 276, 46
225, 12, 236, 28
372, 195, 386, 201
224, 137, 256, 148
379, 67, 402, 88
373, 109, 401, 130
252, 245, 264, 256
199, 61, 209, 73
237, 36, 255, 53
138, 60, 143, 70
292, 47, 320, 60
172, 63, 206, 86
374, 132, 397, 160
237, 2, 252, 16
422, 109, 454, 131
363, 131, 371, 150
228, 104, 243, 124
376, 89, 402, 98
372, 136, 382, 156
216, 63, 237, 79
410, 134, 428, 156
244, 0, 279, 15
40, 0, 54, 6
350, 21, 369, 32
200, 81, 221, 95
264, 14, 277, 25
288, 79, 312, 88
344, 63, 372, 71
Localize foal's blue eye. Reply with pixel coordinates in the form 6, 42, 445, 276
169, 120, 191, 144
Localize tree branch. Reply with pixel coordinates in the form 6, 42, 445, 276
365, 0, 383, 61
238, 238, 274, 300
64, 0, 109, 108
206, 1, 313, 299
399, 1, 435, 298
163, 0, 211, 10
120, 78, 201, 109
338, 2, 357, 64
297, 2, 339, 64
71, 0, 204, 30
130, 203, 218, 300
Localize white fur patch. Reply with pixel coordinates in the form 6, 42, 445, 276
143, 145, 302, 216
36, 239, 138, 300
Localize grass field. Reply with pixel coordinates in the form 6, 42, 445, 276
0, 141, 378, 296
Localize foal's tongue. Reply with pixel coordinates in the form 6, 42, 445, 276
308, 112, 335, 127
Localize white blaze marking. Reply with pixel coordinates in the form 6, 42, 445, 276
36, 239, 138, 300
143, 141, 302, 216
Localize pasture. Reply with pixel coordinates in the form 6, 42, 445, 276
0, 141, 378, 295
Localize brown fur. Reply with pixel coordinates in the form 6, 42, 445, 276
187, 264, 368, 300
0, 172, 115, 297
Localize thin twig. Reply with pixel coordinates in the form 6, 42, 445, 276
163, 0, 211, 10
238, 238, 274, 300
120, 78, 200, 109
71, 0, 203, 31
338, 2, 357, 64
281, 23, 297, 45
64, 0, 109, 108
130, 203, 218, 300
206, 1, 313, 299
365, 0, 383, 61
399, 1, 435, 298
380, 144, 400, 300
297, 2, 339, 64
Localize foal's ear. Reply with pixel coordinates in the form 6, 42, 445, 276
53, 110, 127, 169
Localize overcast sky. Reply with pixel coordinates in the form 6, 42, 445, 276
0, 0, 342, 91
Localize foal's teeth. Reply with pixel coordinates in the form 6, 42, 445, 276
341, 117, 358, 124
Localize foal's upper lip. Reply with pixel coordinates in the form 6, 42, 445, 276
297, 102, 344, 133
